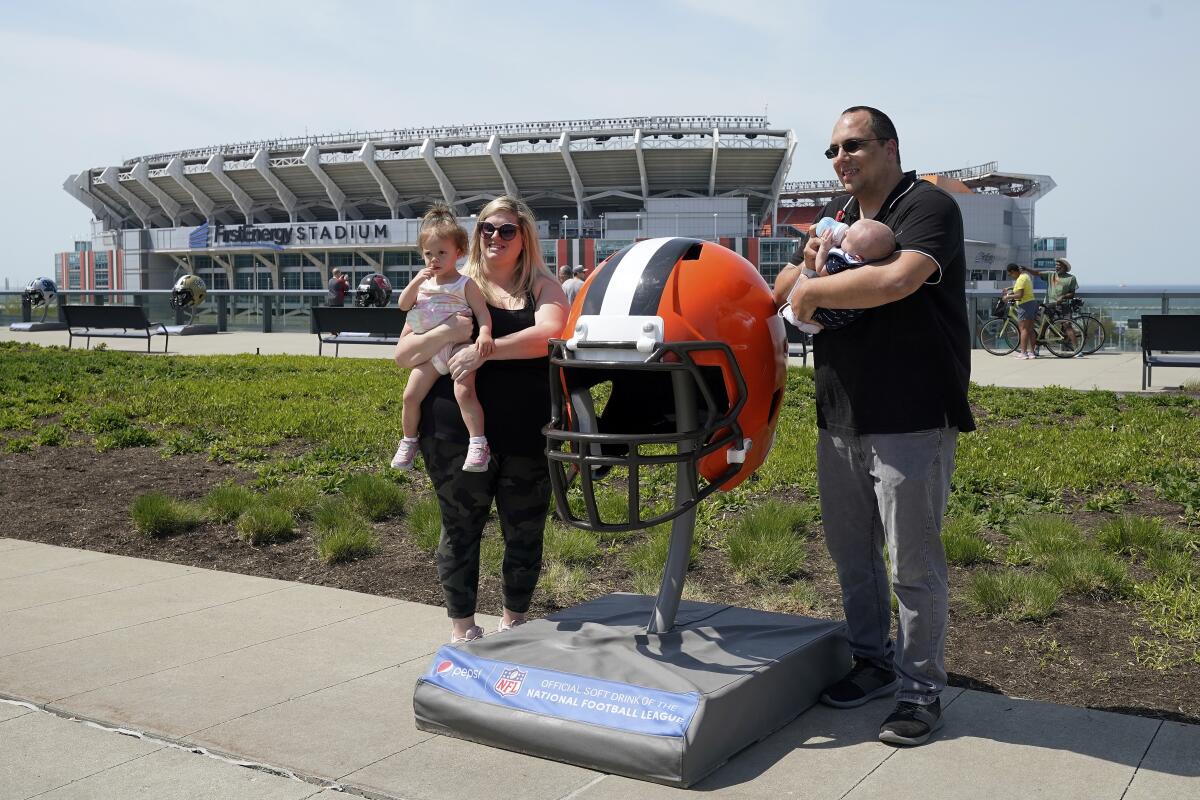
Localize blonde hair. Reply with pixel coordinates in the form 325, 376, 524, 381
418, 204, 469, 254
465, 196, 552, 305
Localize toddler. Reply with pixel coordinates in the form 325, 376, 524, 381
783, 217, 896, 333
391, 206, 494, 472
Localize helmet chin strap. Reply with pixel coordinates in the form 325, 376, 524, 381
646, 370, 701, 635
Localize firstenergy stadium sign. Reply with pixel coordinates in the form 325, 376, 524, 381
211, 222, 390, 247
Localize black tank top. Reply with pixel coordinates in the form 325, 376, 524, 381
418, 292, 550, 457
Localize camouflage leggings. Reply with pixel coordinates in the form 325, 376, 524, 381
420, 437, 550, 619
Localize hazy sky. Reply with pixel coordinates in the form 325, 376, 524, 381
1, 0, 1195, 287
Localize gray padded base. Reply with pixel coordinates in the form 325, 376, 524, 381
413, 593, 849, 787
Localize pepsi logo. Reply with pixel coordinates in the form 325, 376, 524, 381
436, 660, 453, 674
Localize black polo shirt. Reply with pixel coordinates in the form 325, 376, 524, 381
789, 171, 976, 434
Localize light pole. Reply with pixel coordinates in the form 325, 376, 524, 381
562, 215, 569, 239
712, 213, 718, 241
636, 213, 641, 240
600, 213, 605, 239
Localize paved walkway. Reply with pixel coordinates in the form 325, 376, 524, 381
1, 538, 1197, 799
6, 326, 1200, 393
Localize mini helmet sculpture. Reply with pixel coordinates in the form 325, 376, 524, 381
170, 274, 207, 309
544, 237, 788, 534
355, 273, 393, 307
23, 277, 57, 308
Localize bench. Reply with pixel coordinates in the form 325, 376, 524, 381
62, 305, 169, 353
311, 306, 408, 357
784, 319, 811, 367
1141, 315, 1200, 389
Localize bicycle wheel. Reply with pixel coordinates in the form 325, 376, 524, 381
979, 318, 1018, 355
1077, 315, 1106, 355
1043, 318, 1085, 358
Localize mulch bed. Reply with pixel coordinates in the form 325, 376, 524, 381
2, 444, 1196, 725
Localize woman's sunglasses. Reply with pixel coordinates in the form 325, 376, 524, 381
824, 138, 887, 159
480, 222, 519, 241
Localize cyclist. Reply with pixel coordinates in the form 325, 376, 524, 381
1002, 263, 1038, 359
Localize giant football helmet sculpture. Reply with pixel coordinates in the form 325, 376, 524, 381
23, 277, 58, 322
355, 273, 393, 307
170, 274, 207, 309
545, 238, 788, 535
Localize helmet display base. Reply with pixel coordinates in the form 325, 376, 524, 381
163, 323, 219, 336
9, 321, 67, 331
413, 592, 848, 788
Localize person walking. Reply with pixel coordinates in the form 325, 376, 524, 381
393, 197, 568, 643
773, 106, 975, 746
562, 265, 586, 305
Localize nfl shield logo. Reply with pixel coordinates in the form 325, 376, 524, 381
493, 667, 527, 697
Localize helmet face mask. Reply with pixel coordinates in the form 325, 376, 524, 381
23, 277, 57, 309
544, 237, 787, 534
355, 273, 393, 307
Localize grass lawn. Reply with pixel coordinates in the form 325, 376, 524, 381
1, 341, 1198, 721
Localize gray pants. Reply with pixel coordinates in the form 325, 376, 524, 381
816, 426, 958, 704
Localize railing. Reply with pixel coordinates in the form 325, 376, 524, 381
965, 288, 1200, 352
0, 290, 329, 334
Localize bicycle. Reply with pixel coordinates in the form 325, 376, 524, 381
1052, 298, 1107, 355
978, 298, 1085, 358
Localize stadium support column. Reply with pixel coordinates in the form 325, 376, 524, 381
633, 128, 649, 201
253, 148, 305, 223
99, 167, 155, 228
166, 157, 220, 223
558, 132, 591, 234
303, 146, 360, 221
488, 135, 520, 199
359, 141, 408, 218
708, 127, 720, 197
207, 154, 258, 224
131, 161, 181, 226
421, 138, 462, 213
63, 172, 123, 230
766, 130, 796, 233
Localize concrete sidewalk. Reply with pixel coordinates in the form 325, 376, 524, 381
1, 538, 1197, 799
6, 326, 1200, 392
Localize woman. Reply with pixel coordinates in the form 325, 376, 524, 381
1003, 263, 1038, 360
393, 197, 568, 643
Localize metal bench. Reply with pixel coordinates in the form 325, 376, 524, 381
1141, 314, 1200, 389
784, 318, 811, 367
62, 305, 169, 353
311, 306, 408, 357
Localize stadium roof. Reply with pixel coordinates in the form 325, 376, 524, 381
781, 161, 1056, 206
64, 116, 797, 229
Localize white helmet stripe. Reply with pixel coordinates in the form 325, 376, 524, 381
597, 238, 676, 316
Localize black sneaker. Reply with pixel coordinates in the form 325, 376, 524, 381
819, 657, 901, 708
878, 698, 943, 746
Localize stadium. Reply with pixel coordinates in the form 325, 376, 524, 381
58, 115, 1058, 295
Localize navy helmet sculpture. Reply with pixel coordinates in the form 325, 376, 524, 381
23, 277, 58, 322
355, 273, 392, 307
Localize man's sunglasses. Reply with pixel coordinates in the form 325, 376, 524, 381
480, 222, 519, 241
824, 138, 887, 159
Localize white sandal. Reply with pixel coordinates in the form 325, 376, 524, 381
497, 618, 527, 633
450, 625, 484, 643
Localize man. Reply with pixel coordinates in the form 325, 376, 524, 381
563, 265, 586, 305
327, 267, 350, 307
773, 106, 975, 746
1037, 258, 1078, 306
558, 265, 574, 285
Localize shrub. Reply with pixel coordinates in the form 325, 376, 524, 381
202, 482, 255, 523
544, 524, 600, 564
407, 494, 442, 553
265, 481, 323, 520
966, 570, 1061, 621
130, 492, 203, 537
342, 474, 405, 521
35, 425, 65, 447
88, 406, 131, 433
95, 426, 157, 452
1098, 515, 1171, 556
1007, 515, 1083, 563
540, 562, 589, 606
236, 504, 296, 545
5, 437, 33, 454
1042, 549, 1129, 596
941, 514, 991, 566
726, 501, 808, 584
315, 516, 378, 564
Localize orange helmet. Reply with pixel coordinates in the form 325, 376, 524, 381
544, 237, 787, 533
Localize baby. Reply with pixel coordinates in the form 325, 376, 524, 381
783, 217, 896, 334
391, 206, 494, 473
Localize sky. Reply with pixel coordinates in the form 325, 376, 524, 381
1, 0, 1196, 288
